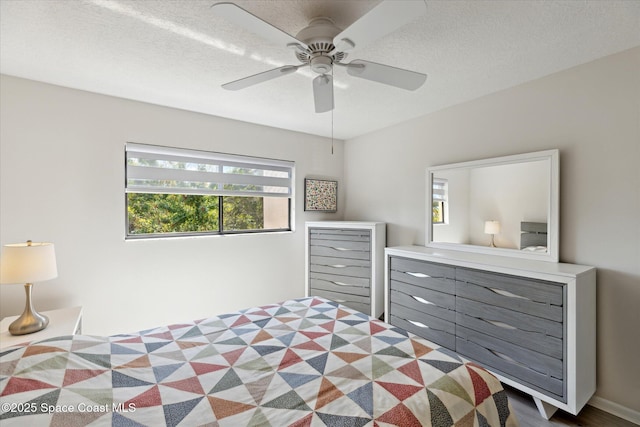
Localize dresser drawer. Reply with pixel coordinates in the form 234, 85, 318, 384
310, 272, 370, 297
311, 288, 371, 314
457, 326, 565, 400
389, 257, 456, 294
455, 268, 564, 322
389, 308, 455, 350
456, 298, 563, 358
389, 280, 455, 322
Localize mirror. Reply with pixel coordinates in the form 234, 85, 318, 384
426, 150, 559, 262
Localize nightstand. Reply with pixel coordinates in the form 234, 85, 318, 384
0, 306, 83, 349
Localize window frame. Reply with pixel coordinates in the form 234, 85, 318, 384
432, 178, 448, 225
124, 143, 294, 240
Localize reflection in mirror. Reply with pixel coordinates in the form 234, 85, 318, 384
426, 150, 559, 262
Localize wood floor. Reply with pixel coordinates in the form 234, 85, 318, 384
506, 386, 638, 427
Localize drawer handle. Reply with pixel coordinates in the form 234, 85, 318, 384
489, 349, 518, 364
408, 320, 429, 329
489, 287, 529, 300
331, 247, 351, 251
488, 349, 530, 370
331, 281, 352, 287
484, 319, 517, 330
334, 299, 347, 303
329, 264, 347, 268
412, 295, 434, 305
406, 272, 430, 278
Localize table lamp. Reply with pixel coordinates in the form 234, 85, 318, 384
0, 240, 57, 335
484, 221, 500, 248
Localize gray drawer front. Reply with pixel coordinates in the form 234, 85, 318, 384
389, 302, 455, 350
456, 298, 563, 358
456, 268, 563, 321
310, 255, 371, 279
457, 327, 565, 400
309, 240, 370, 260
310, 228, 371, 242
311, 288, 370, 314
389, 257, 456, 295
390, 314, 455, 350
389, 280, 455, 322
310, 273, 370, 297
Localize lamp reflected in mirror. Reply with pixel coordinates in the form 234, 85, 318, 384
0, 240, 57, 335
484, 221, 500, 247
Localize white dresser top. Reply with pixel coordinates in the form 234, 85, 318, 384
386, 245, 594, 280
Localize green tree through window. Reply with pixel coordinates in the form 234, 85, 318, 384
125, 143, 292, 238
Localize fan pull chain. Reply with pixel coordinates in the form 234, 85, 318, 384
331, 68, 334, 155
331, 107, 334, 155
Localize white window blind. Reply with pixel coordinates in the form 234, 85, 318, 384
126, 143, 294, 198
432, 178, 448, 201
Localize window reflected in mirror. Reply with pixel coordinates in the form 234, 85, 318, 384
432, 178, 448, 224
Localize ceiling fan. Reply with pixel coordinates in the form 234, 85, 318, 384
211, 1, 428, 113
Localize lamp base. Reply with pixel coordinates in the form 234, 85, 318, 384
8, 283, 49, 335
9, 311, 49, 335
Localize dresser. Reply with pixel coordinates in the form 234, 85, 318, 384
385, 246, 595, 419
305, 221, 386, 318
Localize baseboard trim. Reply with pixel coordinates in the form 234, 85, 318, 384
588, 396, 640, 424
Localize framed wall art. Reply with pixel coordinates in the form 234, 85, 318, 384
304, 178, 337, 212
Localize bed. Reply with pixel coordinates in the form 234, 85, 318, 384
1, 297, 518, 426
520, 221, 548, 252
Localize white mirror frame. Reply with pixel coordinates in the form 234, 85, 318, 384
426, 149, 559, 262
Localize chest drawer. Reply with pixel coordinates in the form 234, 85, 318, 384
310, 272, 370, 297
309, 235, 371, 260
312, 288, 370, 315
310, 255, 371, 279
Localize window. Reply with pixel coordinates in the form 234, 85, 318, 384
432, 178, 448, 224
125, 143, 293, 238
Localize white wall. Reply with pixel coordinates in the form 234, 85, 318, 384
468, 161, 548, 248
0, 75, 344, 336
344, 47, 640, 413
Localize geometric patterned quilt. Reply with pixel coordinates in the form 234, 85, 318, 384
1, 297, 518, 426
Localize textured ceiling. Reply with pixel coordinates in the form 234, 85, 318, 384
1, 0, 639, 140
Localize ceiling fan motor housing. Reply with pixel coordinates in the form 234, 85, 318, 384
295, 17, 346, 73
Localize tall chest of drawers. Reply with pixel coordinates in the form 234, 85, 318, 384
305, 221, 386, 318
385, 245, 596, 419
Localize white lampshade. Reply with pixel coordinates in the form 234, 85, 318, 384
484, 221, 501, 235
0, 242, 58, 284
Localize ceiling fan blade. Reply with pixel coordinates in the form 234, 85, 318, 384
346, 60, 426, 91
222, 65, 301, 90
211, 2, 307, 49
313, 75, 334, 113
332, 0, 426, 53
